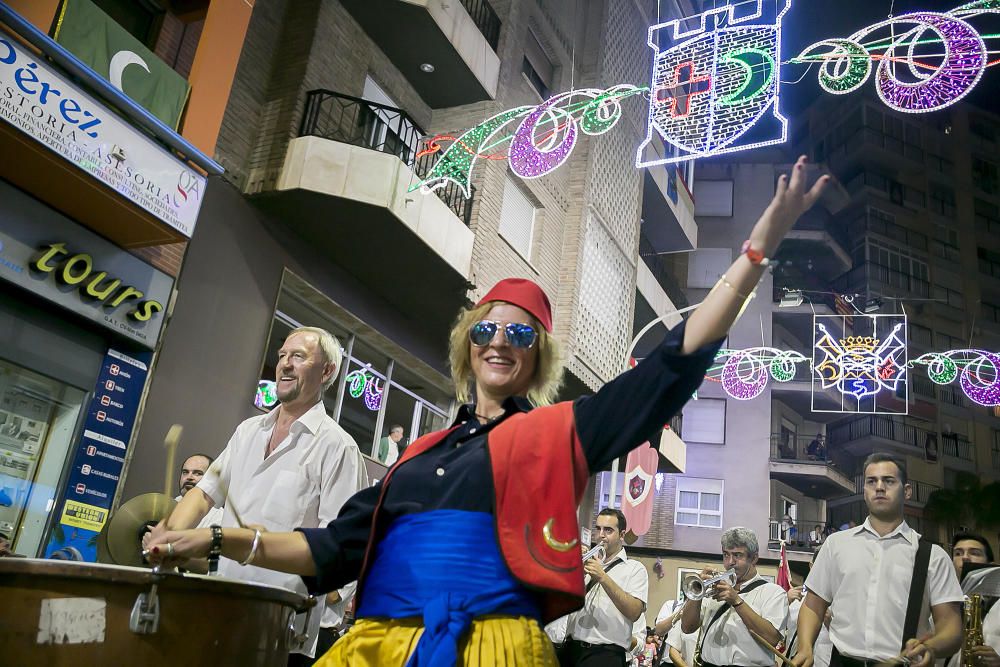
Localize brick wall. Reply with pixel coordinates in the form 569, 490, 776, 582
129, 241, 187, 277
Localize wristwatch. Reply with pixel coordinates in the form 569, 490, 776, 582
741, 239, 770, 266
208, 524, 223, 574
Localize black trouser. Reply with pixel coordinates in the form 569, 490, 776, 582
557, 638, 627, 667
830, 646, 884, 667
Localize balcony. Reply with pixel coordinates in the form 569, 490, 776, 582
941, 433, 977, 472
769, 435, 856, 498
832, 262, 930, 300
339, 0, 500, 107
638, 232, 690, 311
766, 517, 828, 555
827, 415, 932, 458
640, 137, 697, 253
252, 90, 475, 342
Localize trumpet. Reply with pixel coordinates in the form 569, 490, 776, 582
683, 568, 737, 600
582, 542, 607, 562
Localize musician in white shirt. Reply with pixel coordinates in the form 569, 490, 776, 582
680, 526, 788, 667
950, 533, 1000, 667
793, 453, 963, 667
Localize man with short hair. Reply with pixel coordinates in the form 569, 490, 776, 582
681, 526, 788, 667
948, 533, 1000, 667
792, 453, 964, 667
952, 532, 994, 575
376, 424, 404, 466
175, 453, 223, 528
561, 507, 649, 666
151, 327, 368, 665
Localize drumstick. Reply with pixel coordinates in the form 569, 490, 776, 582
746, 627, 796, 667
164, 425, 182, 499
204, 458, 247, 529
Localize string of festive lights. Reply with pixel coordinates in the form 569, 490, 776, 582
911, 350, 1000, 406
408, 1, 998, 197
345, 368, 384, 411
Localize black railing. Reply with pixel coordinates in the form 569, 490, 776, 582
770, 433, 830, 462
941, 434, 974, 461
300, 90, 474, 226
768, 518, 830, 551
832, 262, 930, 299
460, 0, 501, 51
638, 233, 689, 309
828, 415, 930, 451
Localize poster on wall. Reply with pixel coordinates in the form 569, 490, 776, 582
44, 348, 151, 561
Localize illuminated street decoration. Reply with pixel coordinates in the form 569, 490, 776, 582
795, 2, 1000, 113
345, 368, 384, 411
255, 380, 278, 409
707, 347, 808, 400
911, 350, 1000, 406
637, 0, 791, 167
409, 1, 999, 198
411, 86, 644, 197
812, 315, 908, 414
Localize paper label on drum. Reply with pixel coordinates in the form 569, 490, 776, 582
37, 597, 107, 644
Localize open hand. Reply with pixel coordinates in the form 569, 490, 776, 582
749, 155, 830, 258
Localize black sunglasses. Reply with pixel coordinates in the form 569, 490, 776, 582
469, 320, 538, 349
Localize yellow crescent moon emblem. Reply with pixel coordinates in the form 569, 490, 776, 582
542, 518, 578, 552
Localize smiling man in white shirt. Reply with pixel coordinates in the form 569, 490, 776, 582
153, 326, 368, 666
562, 507, 649, 666
681, 526, 788, 667
792, 453, 963, 667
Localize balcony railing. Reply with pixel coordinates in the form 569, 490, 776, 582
768, 518, 830, 552
993, 447, 1000, 470
828, 415, 932, 452
460, 0, 501, 51
770, 434, 829, 462
941, 434, 974, 461
299, 90, 474, 225
832, 262, 930, 299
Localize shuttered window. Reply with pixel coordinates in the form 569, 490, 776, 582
499, 175, 537, 260
681, 398, 726, 444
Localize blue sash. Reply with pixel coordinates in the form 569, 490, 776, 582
357, 510, 540, 667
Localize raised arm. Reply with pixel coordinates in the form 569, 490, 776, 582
682, 156, 829, 354
575, 157, 829, 470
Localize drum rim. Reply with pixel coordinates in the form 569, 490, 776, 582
0, 558, 310, 609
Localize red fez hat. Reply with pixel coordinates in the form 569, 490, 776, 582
476, 278, 553, 332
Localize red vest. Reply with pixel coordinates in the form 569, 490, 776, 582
355, 401, 590, 623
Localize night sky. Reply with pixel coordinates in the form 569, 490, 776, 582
777, 0, 1000, 114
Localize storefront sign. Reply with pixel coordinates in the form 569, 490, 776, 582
45, 348, 151, 561
0, 180, 173, 348
0, 33, 204, 237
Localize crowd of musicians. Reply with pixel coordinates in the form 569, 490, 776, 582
77, 161, 994, 667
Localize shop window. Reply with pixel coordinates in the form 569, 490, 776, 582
0, 361, 86, 557
675, 477, 723, 528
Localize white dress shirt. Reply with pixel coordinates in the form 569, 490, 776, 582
545, 613, 570, 644
696, 573, 789, 666
174, 494, 223, 528
567, 547, 649, 649
197, 400, 368, 657
666, 617, 698, 666
985, 601, 1000, 653
805, 518, 964, 661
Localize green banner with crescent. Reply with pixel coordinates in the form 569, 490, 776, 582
53, 0, 190, 129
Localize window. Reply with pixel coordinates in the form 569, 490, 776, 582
979, 248, 1000, 280
522, 29, 554, 100
927, 153, 953, 174
498, 174, 537, 260
975, 199, 1000, 235
973, 158, 1000, 195
675, 477, 724, 528
681, 398, 726, 444
910, 324, 933, 348
929, 185, 957, 218
983, 301, 1000, 326
362, 76, 421, 165
693, 181, 734, 217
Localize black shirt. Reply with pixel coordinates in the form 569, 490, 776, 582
299, 320, 722, 594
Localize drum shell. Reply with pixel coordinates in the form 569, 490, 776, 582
0, 559, 307, 666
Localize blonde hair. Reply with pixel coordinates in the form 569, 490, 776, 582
288, 326, 343, 389
448, 302, 564, 407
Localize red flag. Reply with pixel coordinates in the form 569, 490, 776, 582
776, 541, 791, 591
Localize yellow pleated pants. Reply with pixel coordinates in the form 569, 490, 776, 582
314, 615, 559, 666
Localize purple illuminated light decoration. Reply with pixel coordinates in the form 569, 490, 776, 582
712, 347, 807, 400
797, 3, 999, 113
911, 349, 1000, 406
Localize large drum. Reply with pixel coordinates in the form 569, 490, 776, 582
0, 558, 311, 666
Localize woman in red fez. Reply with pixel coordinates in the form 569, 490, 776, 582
148, 157, 828, 667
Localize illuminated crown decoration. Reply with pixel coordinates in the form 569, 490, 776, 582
839, 337, 879, 354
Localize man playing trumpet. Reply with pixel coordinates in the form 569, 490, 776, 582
559, 507, 649, 666
681, 527, 788, 667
